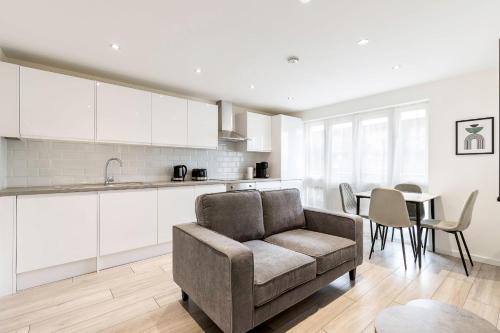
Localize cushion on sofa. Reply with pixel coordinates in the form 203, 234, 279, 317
243, 240, 316, 307
261, 189, 306, 237
195, 190, 265, 242
265, 229, 356, 274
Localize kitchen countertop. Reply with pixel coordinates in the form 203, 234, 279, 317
0, 178, 283, 197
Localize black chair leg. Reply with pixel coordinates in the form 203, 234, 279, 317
382, 227, 389, 250
400, 228, 407, 270
408, 226, 415, 257
369, 224, 380, 260
380, 226, 386, 251
454, 232, 469, 276
369, 220, 374, 243
391, 228, 395, 242
432, 229, 436, 252
423, 228, 429, 254
459, 231, 474, 267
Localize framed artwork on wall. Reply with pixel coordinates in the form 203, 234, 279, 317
456, 117, 494, 155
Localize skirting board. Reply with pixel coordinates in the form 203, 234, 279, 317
98, 242, 171, 270
17, 258, 96, 291
16, 242, 172, 293
435, 247, 500, 267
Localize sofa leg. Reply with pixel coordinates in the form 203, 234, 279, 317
349, 269, 356, 281
181, 290, 189, 302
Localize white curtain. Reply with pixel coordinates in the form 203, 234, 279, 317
304, 103, 428, 211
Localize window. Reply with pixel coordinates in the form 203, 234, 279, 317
303, 103, 428, 210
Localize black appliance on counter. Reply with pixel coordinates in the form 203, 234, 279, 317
192, 168, 208, 181
172, 165, 187, 181
255, 162, 269, 178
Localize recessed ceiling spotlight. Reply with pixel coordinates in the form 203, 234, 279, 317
194, 67, 202, 74
392, 65, 401, 70
299, 0, 311, 3
110, 43, 120, 51
287, 56, 300, 64
250, 84, 255, 89
357, 39, 369, 46
288, 96, 295, 101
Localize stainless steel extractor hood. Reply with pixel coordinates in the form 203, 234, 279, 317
217, 101, 248, 142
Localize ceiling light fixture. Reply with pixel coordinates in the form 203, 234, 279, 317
110, 43, 120, 51
250, 84, 255, 89
357, 39, 369, 46
288, 97, 295, 101
287, 56, 300, 64
392, 65, 401, 70
299, 0, 311, 3
194, 67, 202, 74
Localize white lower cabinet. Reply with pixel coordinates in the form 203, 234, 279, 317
256, 181, 282, 191
16, 193, 98, 273
99, 189, 158, 256
195, 184, 226, 197
158, 186, 196, 243
0, 197, 16, 296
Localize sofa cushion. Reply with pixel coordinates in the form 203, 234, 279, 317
261, 189, 306, 237
243, 240, 316, 307
195, 190, 265, 242
265, 229, 356, 274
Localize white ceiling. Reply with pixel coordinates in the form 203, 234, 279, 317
0, 0, 499, 113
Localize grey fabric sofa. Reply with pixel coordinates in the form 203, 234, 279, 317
173, 189, 363, 333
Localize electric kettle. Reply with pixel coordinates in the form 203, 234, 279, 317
172, 165, 187, 181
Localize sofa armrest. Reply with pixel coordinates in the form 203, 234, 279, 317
304, 207, 363, 266
173, 223, 254, 333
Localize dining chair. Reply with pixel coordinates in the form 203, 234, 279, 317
392, 183, 425, 253
420, 190, 478, 276
339, 183, 374, 242
369, 188, 416, 270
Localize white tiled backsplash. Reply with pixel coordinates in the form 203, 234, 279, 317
5, 139, 270, 187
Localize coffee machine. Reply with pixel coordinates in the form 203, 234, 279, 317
255, 162, 269, 178
172, 165, 187, 181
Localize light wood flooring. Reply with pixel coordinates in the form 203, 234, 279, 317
1, 227, 500, 333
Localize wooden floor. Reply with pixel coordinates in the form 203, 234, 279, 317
2, 227, 500, 333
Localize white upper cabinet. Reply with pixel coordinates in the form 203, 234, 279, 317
236, 111, 272, 152
16, 193, 98, 273
187, 101, 218, 149
152, 94, 188, 147
0, 62, 19, 138
99, 189, 158, 256
20, 67, 95, 141
270, 115, 304, 180
96, 82, 152, 145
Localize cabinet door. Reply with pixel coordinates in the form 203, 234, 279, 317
256, 181, 281, 191
195, 184, 226, 197
281, 116, 304, 180
158, 186, 196, 243
0, 62, 19, 138
0, 197, 15, 296
99, 189, 157, 256
187, 101, 218, 149
20, 67, 95, 141
96, 82, 152, 145
247, 112, 272, 152
152, 94, 188, 147
17, 193, 98, 273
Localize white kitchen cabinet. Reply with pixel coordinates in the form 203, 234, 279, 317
187, 101, 218, 149
236, 111, 272, 152
96, 82, 152, 145
20, 67, 95, 141
256, 181, 282, 191
158, 186, 196, 243
270, 115, 304, 180
152, 94, 188, 147
0, 62, 19, 138
17, 193, 98, 273
99, 189, 157, 256
0, 197, 15, 296
195, 184, 226, 197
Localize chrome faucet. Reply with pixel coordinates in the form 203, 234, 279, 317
104, 157, 123, 185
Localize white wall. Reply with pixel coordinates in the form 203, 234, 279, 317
296, 69, 500, 265
0, 138, 7, 189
